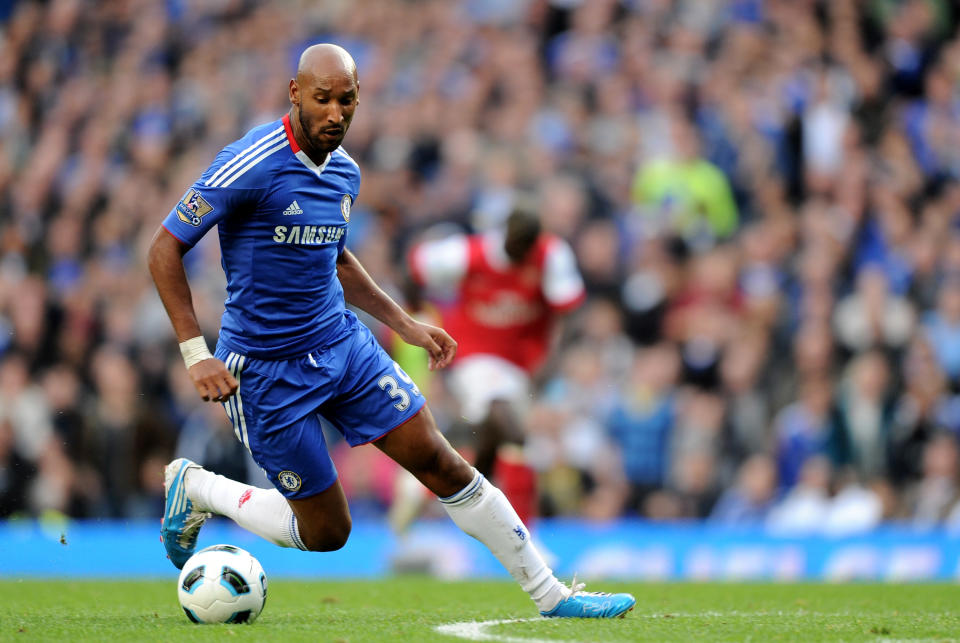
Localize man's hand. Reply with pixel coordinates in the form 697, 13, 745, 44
188, 358, 239, 402
397, 320, 457, 370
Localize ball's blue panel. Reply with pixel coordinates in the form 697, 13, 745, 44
180, 566, 205, 594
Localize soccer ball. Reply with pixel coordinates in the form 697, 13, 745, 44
177, 544, 267, 624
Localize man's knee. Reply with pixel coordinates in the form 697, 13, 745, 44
425, 447, 476, 497
298, 517, 352, 552
437, 448, 474, 482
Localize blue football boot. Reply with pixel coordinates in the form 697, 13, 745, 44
161, 458, 210, 569
541, 579, 636, 618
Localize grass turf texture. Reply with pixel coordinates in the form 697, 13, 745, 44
1, 579, 958, 641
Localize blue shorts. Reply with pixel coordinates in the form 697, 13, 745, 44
215, 312, 425, 499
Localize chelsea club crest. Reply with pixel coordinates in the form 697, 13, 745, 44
278, 470, 302, 492
340, 194, 352, 222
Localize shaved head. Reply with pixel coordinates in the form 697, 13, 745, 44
297, 44, 357, 83
288, 44, 360, 161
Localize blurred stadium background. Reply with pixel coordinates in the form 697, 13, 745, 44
4, 0, 960, 581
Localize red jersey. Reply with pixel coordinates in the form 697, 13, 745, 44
410, 231, 585, 373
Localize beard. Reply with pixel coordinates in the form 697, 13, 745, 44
298, 108, 344, 156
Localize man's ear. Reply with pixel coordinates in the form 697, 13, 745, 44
289, 78, 299, 106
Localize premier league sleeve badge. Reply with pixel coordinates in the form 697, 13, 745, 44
176, 188, 215, 226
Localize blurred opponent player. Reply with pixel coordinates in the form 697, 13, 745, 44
393, 208, 584, 528
147, 43, 633, 618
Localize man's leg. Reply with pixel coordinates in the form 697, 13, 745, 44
163, 348, 355, 567
183, 462, 352, 552
374, 407, 566, 612
483, 399, 538, 524
163, 456, 353, 568
448, 357, 538, 522
374, 405, 632, 617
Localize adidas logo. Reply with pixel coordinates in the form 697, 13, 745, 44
283, 200, 303, 216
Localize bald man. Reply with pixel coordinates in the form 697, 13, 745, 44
148, 44, 633, 618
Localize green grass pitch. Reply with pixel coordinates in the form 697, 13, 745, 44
2, 579, 959, 641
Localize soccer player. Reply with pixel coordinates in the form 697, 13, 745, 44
148, 44, 634, 619
401, 208, 585, 524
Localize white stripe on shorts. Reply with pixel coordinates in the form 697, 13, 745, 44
232, 353, 249, 450
224, 352, 244, 445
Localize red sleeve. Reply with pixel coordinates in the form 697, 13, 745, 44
407, 244, 425, 286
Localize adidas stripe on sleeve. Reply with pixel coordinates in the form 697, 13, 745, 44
162, 124, 288, 247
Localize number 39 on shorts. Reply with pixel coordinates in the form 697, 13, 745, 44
378, 362, 420, 411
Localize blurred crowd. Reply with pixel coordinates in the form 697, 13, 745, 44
4, 0, 960, 534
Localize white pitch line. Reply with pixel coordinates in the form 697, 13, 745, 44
435, 618, 577, 643
436, 612, 959, 643
435, 614, 804, 643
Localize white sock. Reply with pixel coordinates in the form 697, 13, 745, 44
185, 467, 307, 550
440, 470, 570, 612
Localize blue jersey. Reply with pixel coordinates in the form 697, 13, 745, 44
162, 114, 361, 359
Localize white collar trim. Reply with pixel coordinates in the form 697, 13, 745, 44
295, 149, 331, 176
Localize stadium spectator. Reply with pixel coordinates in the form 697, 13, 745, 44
922, 275, 960, 384
719, 330, 772, 461
833, 265, 916, 355
0, 352, 54, 463
821, 470, 886, 536
632, 117, 739, 250
903, 432, 960, 527
0, 418, 33, 517
766, 456, 833, 535
605, 343, 679, 515
708, 454, 778, 526
830, 350, 897, 480
888, 335, 960, 484
774, 377, 838, 490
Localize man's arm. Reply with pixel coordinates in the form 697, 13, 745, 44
148, 226, 238, 402
336, 248, 456, 370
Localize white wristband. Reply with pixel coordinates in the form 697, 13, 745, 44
179, 336, 213, 370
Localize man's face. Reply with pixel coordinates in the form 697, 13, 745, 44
504, 234, 536, 263
291, 70, 358, 155
504, 216, 540, 263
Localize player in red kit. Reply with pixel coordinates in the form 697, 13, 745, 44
404, 207, 585, 523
